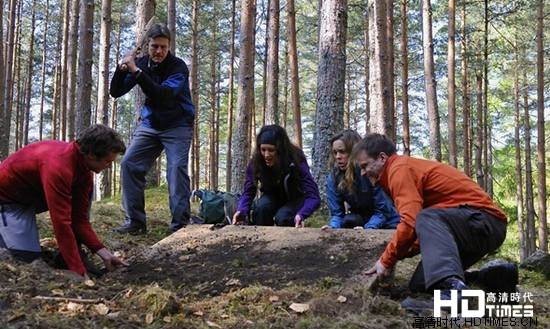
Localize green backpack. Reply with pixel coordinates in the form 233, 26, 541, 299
194, 189, 240, 224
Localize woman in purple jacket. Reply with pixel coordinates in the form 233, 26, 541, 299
232, 125, 320, 227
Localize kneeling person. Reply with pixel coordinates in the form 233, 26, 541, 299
0, 124, 128, 278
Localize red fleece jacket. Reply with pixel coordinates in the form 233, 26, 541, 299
0, 141, 105, 275
378, 154, 507, 269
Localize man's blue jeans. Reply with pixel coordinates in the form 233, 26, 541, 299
121, 124, 193, 231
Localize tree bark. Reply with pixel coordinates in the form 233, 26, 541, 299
461, 0, 471, 177
167, 0, 176, 54
386, 0, 395, 140
96, 0, 111, 126
535, 0, 547, 253
0, 0, 5, 156
225, 0, 237, 190
23, 0, 37, 146
523, 72, 536, 257
190, 0, 200, 191
287, 0, 302, 147
75, 0, 94, 136
475, 74, 484, 189
513, 48, 526, 261
96, 0, 112, 199
265, 0, 280, 125
59, 0, 70, 140
367, 0, 389, 135
231, 0, 256, 193
66, 0, 80, 140
208, 26, 219, 190
363, 7, 370, 130
312, 0, 347, 208
422, 0, 441, 161
400, 0, 410, 156
483, 0, 491, 197
447, 0, 457, 167
38, 0, 50, 141
1, 0, 18, 157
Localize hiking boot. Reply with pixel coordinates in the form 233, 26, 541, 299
466, 262, 518, 297
400, 296, 434, 315
433, 276, 469, 317
112, 222, 146, 235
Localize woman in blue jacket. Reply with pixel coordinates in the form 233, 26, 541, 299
232, 125, 320, 227
324, 129, 399, 229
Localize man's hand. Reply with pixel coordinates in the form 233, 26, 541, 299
119, 50, 138, 72
96, 248, 129, 272
365, 259, 391, 278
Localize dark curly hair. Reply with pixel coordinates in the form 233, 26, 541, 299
76, 124, 126, 158
251, 124, 303, 180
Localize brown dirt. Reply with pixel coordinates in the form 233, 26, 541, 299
119, 226, 393, 295
1, 225, 408, 328
2, 224, 547, 328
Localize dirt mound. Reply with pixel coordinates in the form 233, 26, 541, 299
117, 225, 395, 296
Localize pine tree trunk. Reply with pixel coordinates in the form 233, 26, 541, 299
287, 0, 302, 147
38, 0, 50, 141
59, 0, 70, 140
167, 0, 176, 54
461, 0, 471, 177
367, 0, 389, 134
231, 0, 256, 193
96, 0, 112, 199
535, 0, 547, 252
208, 26, 219, 190
475, 74, 484, 189
23, 0, 37, 146
75, 0, 94, 135
190, 0, 200, 191
0, 0, 5, 157
225, 0, 237, 191
312, 0, 347, 208
422, 0, 441, 161
265, 0, 280, 125
400, 0, 410, 156
66, 0, 80, 140
1, 0, 18, 157
523, 72, 536, 257
483, 0, 491, 197
513, 50, 526, 261
363, 7, 370, 130
447, 0, 457, 167
386, 0, 395, 140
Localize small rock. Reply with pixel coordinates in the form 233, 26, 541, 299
520, 250, 550, 279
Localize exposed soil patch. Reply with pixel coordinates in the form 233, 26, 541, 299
2, 223, 548, 328
118, 226, 393, 296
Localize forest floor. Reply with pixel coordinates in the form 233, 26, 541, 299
0, 189, 549, 329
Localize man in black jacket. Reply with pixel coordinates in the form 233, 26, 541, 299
110, 23, 194, 234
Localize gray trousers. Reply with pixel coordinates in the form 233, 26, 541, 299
121, 124, 193, 231
409, 206, 506, 292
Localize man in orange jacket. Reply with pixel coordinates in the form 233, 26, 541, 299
354, 133, 516, 303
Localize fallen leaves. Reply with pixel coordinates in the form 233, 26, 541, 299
337, 295, 347, 303
94, 303, 109, 315
289, 302, 310, 313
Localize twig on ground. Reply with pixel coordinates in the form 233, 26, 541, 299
33, 296, 104, 304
